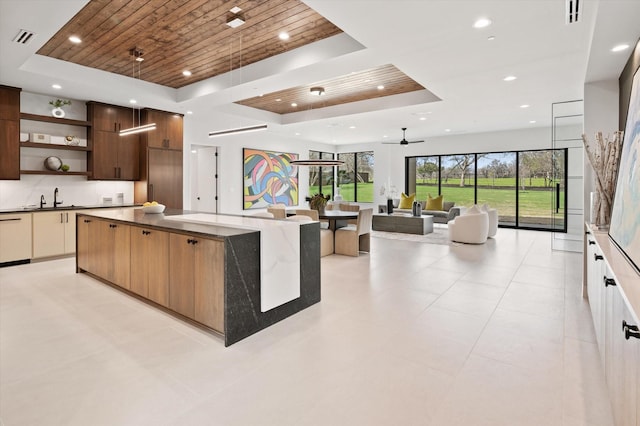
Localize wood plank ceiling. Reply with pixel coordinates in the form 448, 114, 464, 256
37, 0, 342, 89
37, 0, 427, 112
236, 64, 426, 114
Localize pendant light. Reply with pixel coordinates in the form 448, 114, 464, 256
120, 47, 156, 136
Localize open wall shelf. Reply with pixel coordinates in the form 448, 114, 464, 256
20, 113, 91, 127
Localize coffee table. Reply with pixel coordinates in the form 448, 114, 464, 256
372, 214, 434, 235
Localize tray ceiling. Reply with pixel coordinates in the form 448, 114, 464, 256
236, 64, 426, 114
36, 0, 343, 89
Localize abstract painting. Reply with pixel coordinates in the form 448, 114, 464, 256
243, 148, 298, 209
609, 67, 640, 273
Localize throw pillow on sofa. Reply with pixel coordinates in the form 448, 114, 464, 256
398, 193, 415, 209
443, 201, 455, 211
425, 194, 443, 211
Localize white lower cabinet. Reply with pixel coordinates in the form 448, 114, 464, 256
585, 224, 640, 426
32, 210, 76, 258
0, 213, 32, 263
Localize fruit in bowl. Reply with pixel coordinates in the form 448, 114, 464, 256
142, 201, 165, 214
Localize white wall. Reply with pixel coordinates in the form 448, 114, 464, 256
583, 79, 620, 218
0, 91, 134, 209
183, 111, 335, 215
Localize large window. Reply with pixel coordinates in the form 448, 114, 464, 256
407, 148, 567, 231
337, 151, 374, 202
308, 151, 334, 199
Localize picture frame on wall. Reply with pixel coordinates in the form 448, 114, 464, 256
609, 67, 640, 273
243, 148, 298, 210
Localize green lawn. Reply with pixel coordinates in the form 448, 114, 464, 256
311, 181, 564, 226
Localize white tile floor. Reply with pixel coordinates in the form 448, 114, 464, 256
0, 228, 613, 426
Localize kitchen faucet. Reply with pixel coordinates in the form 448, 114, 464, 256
40, 194, 46, 209
54, 187, 62, 207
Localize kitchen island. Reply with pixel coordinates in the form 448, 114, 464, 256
76, 208, 321, 346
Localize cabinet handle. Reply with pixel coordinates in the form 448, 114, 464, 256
109, 224, 117, 229
149, 184, 154, 200
0, 218, 22, 222
65, 212, 69, 223
588, 240, 595, 245
623, 321, 640, 340
84, 219, 91, 223
594, 254, 604, 261
142, 230, 150, 235
187, 238, 198, 245
603, 276, 616, 287
60, 213, 64, 223
585, 230, 591, 235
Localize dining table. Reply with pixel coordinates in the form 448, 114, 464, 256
317, 209, 359, 231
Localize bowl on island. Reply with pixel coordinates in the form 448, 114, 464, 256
142, 203, 165, 214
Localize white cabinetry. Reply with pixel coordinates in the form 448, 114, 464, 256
0, 213, 32, 263
32, 210, 76, 258
585, 224, 640, 426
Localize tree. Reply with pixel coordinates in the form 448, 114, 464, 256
449, 154, 485, 187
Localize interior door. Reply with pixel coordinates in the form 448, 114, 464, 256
191, 146, 218, 213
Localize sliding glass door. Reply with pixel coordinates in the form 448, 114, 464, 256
477, 152, 516, 226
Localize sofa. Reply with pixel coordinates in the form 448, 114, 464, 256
393, 200, 465, 224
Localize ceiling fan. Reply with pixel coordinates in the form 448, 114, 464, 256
382, 127, 425, 145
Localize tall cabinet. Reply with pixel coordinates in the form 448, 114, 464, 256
135, 109, 183, 208
87, 102, 140, 180
0, 85, 21, 180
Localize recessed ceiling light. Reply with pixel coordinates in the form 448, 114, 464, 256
611, 44, 630, 52
503, 75, 517, 81
129, 99, 137, 104
186, 111, 193, 115
52, 84, 62, 89
279, 32, 289, 41
487, 35, 496, 41
68, 35, 81, 44
377, 85, 385, 90
349, 126, 356, 129
182, 70, 192, 77
295, 132, 301, 136
445, 129, 451, 132
520, 104, 530, 108
191, 150, 197, 154
473, 18, 492, 29
383, 135, 388, 138
529, 120, 536, 124
275, 98, 281, 102
135, 57, 144, 62
419, 117, 427, 121
229, 6, 242, 14
291, 103, 297, 107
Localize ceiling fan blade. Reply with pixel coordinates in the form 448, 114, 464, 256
407, 140, 425, 144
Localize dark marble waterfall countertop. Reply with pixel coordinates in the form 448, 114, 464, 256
77, 208, 259, 239
0, 204, 141, 214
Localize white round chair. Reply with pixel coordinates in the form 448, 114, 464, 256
480, 204, 498, 237
448, 205, 489, 244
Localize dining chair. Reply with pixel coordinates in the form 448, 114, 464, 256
296, 209, 330, 230
339, 202, 359, 225
334, 208, 373, 256
289, 212, 333, 256
266, 204, 287, 219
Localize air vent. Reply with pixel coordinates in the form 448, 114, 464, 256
12, 29, 36, 44
565, 0, 581, 24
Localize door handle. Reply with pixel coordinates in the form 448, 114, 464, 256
556, 183, 560, 213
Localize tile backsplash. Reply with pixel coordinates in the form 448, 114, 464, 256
0, 175, 134, 209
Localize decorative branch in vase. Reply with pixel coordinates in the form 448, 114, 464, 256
582, 131, 623, 229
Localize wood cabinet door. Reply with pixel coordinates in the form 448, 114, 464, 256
111, 222, 130, 290
0, 213, 31, 263
64, 211, 76, 254
90, 103, 120, 132
144, 110, 167, 148
130, 227, 149, 297
130, 227, 169, 305
147, 229, 169, 306
91, 131, 118, 179
169, 233, 195, 317
76, 216, 91, 272
166, 113, 183, 150
148, 148, 183, 208
0, 86, 20, 120
32, 211, 65, 258
117, 136, 140, 180
194, 238, 224, 332
0, 119, 19, 180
